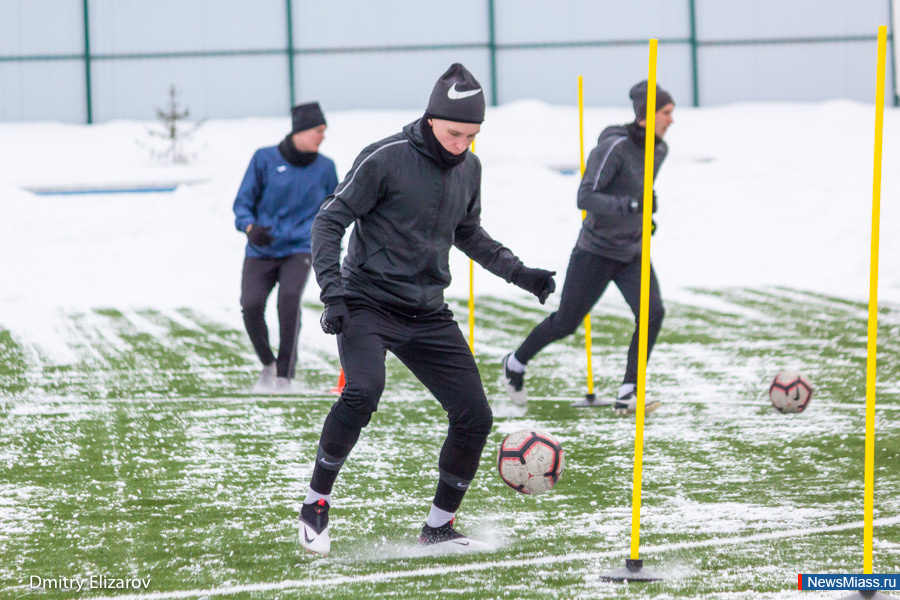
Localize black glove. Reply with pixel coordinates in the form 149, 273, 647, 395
247, 225, 274, 247
320, 301, 349, 335
627, 193, 658, 214
512, 267, 557, 305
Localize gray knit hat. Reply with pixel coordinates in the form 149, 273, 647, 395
630, 81, 674, 121
425, 63, 485, 124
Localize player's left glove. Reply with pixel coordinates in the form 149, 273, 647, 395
512, 267, 557, 305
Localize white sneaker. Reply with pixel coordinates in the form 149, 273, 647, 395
250, 363, 276, 394
614, 384, 661, 416
501, 353, 528, 406
299, 499, 331, 555
274, 377, 292, 393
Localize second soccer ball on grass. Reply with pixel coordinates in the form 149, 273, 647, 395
769, 370, 814, 413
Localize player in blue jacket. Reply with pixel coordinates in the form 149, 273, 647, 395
233, 102, 339, 393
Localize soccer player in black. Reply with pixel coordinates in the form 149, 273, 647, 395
298, 64, 556, 554
503, 81, 675, 414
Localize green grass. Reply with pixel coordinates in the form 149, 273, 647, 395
1, 289, 899, 599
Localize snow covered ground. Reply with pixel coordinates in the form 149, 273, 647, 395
2, 101, 900, 600
1, 100, 898, 357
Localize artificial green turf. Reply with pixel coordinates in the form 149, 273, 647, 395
1, 290, 898, 599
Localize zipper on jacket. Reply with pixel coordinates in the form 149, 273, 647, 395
422, 169, 447, 308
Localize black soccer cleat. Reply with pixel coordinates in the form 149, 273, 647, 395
502, 353, 528, 406
418, 518, 494, 553
614, 386, 662, 416
299, 499, 331, 555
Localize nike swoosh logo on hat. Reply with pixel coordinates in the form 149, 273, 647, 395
447, 83, 482, 100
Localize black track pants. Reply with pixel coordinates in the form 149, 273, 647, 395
515, 247, 665, 385
310, 302, 493, 511
240, 252, 312, 378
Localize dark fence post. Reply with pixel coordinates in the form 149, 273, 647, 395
888, 0, 899, 106
488, 0, 498, 106
688, 0, 699, 107
286, 0, 296, 109
82, 0, 93, 123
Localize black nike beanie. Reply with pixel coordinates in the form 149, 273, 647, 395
630, 81, 674, 121
291, 101, 326, 133
425, 63, 485, 124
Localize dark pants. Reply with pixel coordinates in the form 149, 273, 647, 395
240, 253, 312, 378
311, 302, 493, 512
515, 247, 665, 385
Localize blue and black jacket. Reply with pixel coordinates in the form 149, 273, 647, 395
234, 146, 338, 258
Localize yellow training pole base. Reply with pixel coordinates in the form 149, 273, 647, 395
599, 559, 663, 582
836, 592, 897, 599
570, 395, 615, 408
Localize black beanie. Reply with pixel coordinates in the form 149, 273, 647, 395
630, 81, 674, 121
425, 63, 485, 124
291, 102, 326, 133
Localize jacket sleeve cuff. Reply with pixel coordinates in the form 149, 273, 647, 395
320, 293, 345, 307
508, 265, 524, 285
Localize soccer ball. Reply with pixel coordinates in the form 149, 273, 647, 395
769, 370, 813, 413
497, 429, 564, 495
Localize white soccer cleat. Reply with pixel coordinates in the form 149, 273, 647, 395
251, 363, 277, 394
501, 353, 528, 406
274, 377, 293, 394
613, 384, 661, 416
299, 499, 331, 555
418, 519, 495, 554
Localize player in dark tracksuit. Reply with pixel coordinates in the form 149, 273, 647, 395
233, 103, 339, 393
297, 64, 556, 555
503, 81, 676, 414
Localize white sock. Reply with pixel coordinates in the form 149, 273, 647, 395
505, 352, 526, 373
303, 488, 332, 506
618, 383, 636, 399
426, 504, 456, 528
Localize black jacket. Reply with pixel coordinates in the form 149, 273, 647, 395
576, 124, 668, 262
311, 119, 523, 314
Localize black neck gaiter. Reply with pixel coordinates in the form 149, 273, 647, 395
627, 121, 664, 148
420, 115, 467, 170
626, 121, 646, 147
278, 134, 318, 167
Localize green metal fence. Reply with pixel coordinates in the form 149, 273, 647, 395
1, 0, 896, 123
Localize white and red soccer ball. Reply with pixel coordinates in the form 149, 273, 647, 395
497, 429, 564, 495
769, 370, 813, 413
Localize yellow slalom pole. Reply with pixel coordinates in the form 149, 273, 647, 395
630, 38, 658, 561
468, 140, 476, 353
863, 24, 887, 575
578, 75, 595, 398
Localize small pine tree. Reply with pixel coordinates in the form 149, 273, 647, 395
138, 85, 205, 164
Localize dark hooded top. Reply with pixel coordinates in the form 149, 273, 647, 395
576, 123, 668, 262
311, 119, 524, 315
